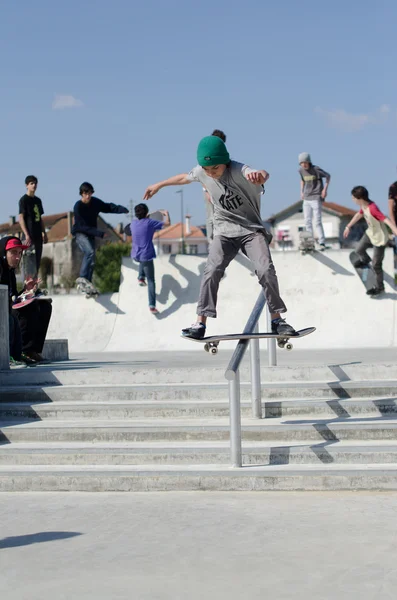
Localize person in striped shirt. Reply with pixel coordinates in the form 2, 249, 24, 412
344, 185, 397, 296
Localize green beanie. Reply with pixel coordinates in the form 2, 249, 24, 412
197, 136, 230, 167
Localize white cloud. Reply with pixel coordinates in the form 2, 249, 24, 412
52, 94, 84, 110
315, 104, 392, 132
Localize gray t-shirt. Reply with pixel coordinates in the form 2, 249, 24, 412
188, 161, 266, 238
299, 165, 330, 200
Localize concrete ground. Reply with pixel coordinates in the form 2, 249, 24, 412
1, 492, 396, 599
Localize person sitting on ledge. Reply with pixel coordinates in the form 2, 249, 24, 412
0, 236, 52, 365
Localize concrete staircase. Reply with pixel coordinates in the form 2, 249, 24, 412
1, 362, 397, 491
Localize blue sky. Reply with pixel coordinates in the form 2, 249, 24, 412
1, 0, 396, 229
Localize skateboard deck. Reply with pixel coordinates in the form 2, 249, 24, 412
12, 290, 51, 310
299, 232, 315, 254
394, 240, 397, 286
149, 210, 165, 222
182, 327, 316, 355
349, 251, 377, 293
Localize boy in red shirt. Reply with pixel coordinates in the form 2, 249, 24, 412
344, 185, 397, 295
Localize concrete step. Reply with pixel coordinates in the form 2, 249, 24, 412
2, 440, 397, 466
3, 381, 397, 402
3, 417, 397, 443
1, 363, 397, 386
2, 397, 397, 420
1, 463, 397, 491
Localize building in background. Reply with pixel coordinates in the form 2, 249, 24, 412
266, 201, 366, 251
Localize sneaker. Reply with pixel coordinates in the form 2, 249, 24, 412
25, 351, 49, 363
20, 352, 37, 366
149, 307, 159, 314
9, 356, 27, 369
138, 278, 146, 286
319, 243, 327, 251
271, 318, 296, 336
182, 322, 206, 339
366, 286, 385, 296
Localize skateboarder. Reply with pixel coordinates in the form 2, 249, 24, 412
131, 203, 170, 314
72, 182, 129, 288
18, 175, 48, 279
388, 181, 397, 238
0, 236, 52, 364
204, 130, 227, 243
388, 181, 397, 282
143, 135, 295, 339
299, 153, 331, 250
344, 186, 397, 295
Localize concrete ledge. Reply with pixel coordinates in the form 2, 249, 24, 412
42, 339, 69, 362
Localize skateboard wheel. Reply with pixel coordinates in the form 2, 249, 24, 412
204, 343, 210, 353
210, 347, 218, 355
286, 343, 293, 351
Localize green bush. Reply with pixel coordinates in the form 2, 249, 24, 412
93, 243, 131, 293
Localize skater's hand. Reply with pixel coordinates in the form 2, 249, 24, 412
25, 235, 32, 247
321, 190, 327, 200
343, 226, 350, 239
42, 232, 48, 244
246, 171, 269, 185
143, 184, 161, 200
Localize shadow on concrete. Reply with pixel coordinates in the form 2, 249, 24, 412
0, 531, 82, 549
95, 294, 125, 315
370, 291, 397, 300
156, 256, 205, 320
308, 252, 354, 276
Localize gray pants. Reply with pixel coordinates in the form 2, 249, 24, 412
303, 199, 325, 245
206, 200, 214, 243
356, 233, 386, 288
197, 232, 287, 318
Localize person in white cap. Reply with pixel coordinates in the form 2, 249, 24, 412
298, 152, 331, 250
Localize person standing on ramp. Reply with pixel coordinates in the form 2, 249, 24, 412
299, 152, 331, 251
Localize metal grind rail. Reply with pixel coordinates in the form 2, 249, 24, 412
224, 291, 277, 467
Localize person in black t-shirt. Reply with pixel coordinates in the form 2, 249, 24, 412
18, 175, 48, 278
72, 182, 128, 283
388, 181, 397, 228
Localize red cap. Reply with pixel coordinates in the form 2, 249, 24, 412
5, 238, 29, 251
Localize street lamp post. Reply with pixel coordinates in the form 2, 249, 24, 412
176, 189, 185, 254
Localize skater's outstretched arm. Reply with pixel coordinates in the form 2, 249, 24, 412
143, 174, 191, 200
97, 199, 129, 215
383, 217, 397, 237
343, 212, 363, 238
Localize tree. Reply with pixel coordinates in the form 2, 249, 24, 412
93, 243, 131, 293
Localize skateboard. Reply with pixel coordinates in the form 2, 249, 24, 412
149, 210, 165, 222
393, 239, 397, 286
299, 232, 316, 255
76, 277, 99, 299
182, 327, 316, 355
349, 251, 377, 293
12, 290, 51, 310
12, 277, 51, 310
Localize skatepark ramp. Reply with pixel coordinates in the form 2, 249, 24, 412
47, 250, 397, 352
